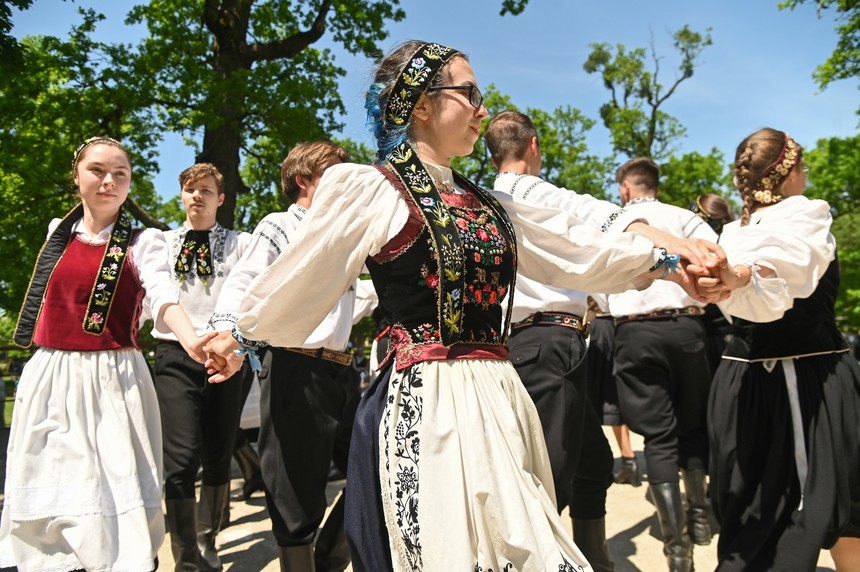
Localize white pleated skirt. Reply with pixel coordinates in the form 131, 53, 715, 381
0, 347, 164, 572
380, 358, 590, 571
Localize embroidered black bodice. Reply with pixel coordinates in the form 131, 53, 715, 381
366, 166, 516, 367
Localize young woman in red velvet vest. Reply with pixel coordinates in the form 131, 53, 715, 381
0, 137, 208, 572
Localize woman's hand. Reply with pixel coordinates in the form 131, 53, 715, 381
206, 352, 245, 383
204, 329, 242, 358
203, 330, 245, 383
695, 261, 766, 298
664, 261, 731, 304
183, 331, 218, 365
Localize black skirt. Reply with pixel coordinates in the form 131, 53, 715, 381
707, 351, 860, 571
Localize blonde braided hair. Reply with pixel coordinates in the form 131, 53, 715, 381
732, 128, 802, 225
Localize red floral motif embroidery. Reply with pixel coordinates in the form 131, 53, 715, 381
465, 268, 507, 310
418, 263, 439, 290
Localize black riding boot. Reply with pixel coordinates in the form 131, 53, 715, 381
165, 498, 200, 571
649, 482, 694, 572
197, 484, 230, 571
681, 468, 712, 546
613, 456, 642, 487
278, 544, 316, 572
572, 517, 615, 572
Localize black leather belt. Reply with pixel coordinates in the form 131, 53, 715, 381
614, 306, 704, 326
511, 311, 585, 333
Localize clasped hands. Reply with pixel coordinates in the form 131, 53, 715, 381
661, 236, 748, 304
200, 330, 244, 384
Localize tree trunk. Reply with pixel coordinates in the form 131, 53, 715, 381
197, 121, 246, 229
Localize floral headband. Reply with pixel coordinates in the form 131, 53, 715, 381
72, 136, 127, 171
384, 43, 460, 130
750, 133, 801, 205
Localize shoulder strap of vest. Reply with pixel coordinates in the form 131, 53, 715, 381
379, 145, 466, 346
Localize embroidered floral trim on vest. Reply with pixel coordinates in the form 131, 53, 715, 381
82, 209, 133, 335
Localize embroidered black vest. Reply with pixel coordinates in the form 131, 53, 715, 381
724, 256, 847, 360
366, 165, 516, 357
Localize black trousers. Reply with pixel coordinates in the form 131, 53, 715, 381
508, 324, 614, 519
613, 317, 711, 484
258, 347, 360, 547
154, 340, 248, 499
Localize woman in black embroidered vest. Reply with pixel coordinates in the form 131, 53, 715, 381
207, 41, 707, 571
702, 128, 860, 570
0, 138, 208, 572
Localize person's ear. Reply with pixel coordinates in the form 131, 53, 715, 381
412, 94, 432, 122
216, 193, 225, 207
295, 174, 309, 193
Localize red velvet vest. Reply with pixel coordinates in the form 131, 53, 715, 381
33, 236, 143, 351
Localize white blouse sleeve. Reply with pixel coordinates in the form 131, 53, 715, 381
491, 190, 660, 294
353, 278, 379, 324
494, 174, 642, 233
210, 217, 291, 331
236, 164, 408, 347
133, 228, 181, 334
717, 197, 836, 323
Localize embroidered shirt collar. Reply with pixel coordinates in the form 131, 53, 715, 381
424, 162, 465, 194
71, 219, 114, 243
625, 196, 658, 206
288, 203, 308, 222
182, 221, 219, 234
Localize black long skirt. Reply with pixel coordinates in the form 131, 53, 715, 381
707, 352, 860, 571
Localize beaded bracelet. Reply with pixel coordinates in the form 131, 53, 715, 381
648, 247, 668, 273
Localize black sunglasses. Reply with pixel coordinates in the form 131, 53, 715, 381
427, 85, 484, 110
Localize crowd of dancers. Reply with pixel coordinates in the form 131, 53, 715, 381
0, 39, 858, 572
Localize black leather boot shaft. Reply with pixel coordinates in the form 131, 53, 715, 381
649, 482, 694, 572
681, 468, 712, 546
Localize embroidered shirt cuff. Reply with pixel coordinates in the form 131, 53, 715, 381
209, 312, 239, 332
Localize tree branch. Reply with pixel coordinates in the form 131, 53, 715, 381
244, 0, 332, 63
126, 197, 170, 231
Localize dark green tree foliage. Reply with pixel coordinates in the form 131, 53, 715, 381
124, 0, 404, 228
803, 134, 860, 329
583, 26, 712, 161
0, 0, 33, 66
659, 148, 733, 208
0, 11, 167, 313
803, 134, 860, 218
0, 1, 404, 314
780, 1, 859, 96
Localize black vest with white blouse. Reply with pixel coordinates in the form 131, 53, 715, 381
366, 166, 516, 356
